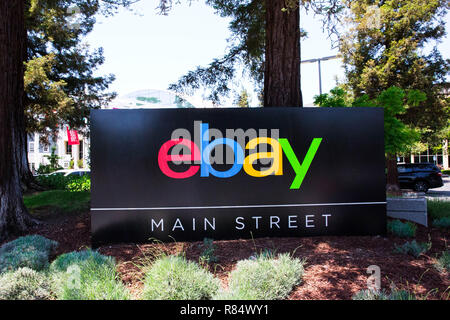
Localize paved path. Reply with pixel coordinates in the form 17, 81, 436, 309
426, 176, 450, 200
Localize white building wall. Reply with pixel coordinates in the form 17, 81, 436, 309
27, 127, 90, 173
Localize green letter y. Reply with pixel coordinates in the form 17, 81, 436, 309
279, 138, 322, 189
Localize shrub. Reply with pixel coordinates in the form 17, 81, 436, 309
66, 175, 90, 192
141, 255, 220, 300
36, 164, 63, 175
352, 289, 415, 300
387, 220, 417, 238
50, 250, 130, 300
36, 174, 70, 190
434, 251, 449, 273
432, 217, 450, 229
216, 253, 305, 300
427, 200, 450, 220
199, 238, 219, 264
50, 249, 114, 273
0, 235, 58, 273
352, 289, 390, 300
0, 267, 53, 300
36, 175, 91, 192
394, 240, 431, 258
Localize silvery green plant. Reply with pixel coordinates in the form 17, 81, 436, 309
215, 253, 305, 300
432, 217, 450, 229
352, 288, 416, 300
394, 240, 431, 258
50, 250, 130, 300
0, 268, 53, 300
199, 238, 219, 264
0, 235, 58, 273
387, 220, 417, 238
142, 255, 220, 300
434, 251, 449, 273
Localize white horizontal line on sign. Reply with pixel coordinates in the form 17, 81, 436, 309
91, 201, 387, 211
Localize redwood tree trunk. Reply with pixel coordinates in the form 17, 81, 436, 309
19, 130, 43, 192
0, 0, 36, 241
264, 0, 302, 107
386, 154, 400, 192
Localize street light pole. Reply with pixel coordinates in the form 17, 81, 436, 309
301, 55, 339, 95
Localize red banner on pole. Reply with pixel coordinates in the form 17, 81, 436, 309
67, 127, 79, 145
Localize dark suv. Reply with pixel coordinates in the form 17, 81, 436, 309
398, 163, 443, 192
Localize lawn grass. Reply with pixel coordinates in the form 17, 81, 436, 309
23, 190, 90, 217
427, 199, 450, 220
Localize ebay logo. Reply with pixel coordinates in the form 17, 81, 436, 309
158, 121, 322, 189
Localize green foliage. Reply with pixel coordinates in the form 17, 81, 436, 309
313, 87, 352, 107
316, 86, 421, 155
0, 235, 58, 273
36, 164, 62, 175
234, 89, 250, 108
24, 190, 90, 215
428, 199, 450, 220
352, 289, 416, 300
215, 253, 305, 300
77, 159, 84, 168
199, 238, 219, 264
375, 87, 422, 155
141, 255, 220, 300
352, 289, 390, 300
66, 175, 90, 192
434, 251, 449, 273
394, 240, 431, 257
432, 217, 450, 229
387, 220, 417, 238
340, 0, 449, 144
50, 250, 115, 273
169, 0, 342, 104
50, 250, 130, 300
36, 174, 69, 190
0, 268, 53, 300
441, 169, 450, 175
36, 174, 90, 192
36, 146, 63, 174
24, 0, 129, 140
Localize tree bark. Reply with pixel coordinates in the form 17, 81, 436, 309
386, 154, 400, 192
0, 0, 36, 241
19, 130, 44, 192
264, 0, 302, 107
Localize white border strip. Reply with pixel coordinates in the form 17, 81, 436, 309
91, 201, 386, 211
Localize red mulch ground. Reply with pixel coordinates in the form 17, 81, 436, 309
3, 211, 449, 300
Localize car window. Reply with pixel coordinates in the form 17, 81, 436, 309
398, 166, 412, 173
413, 164, 436, 171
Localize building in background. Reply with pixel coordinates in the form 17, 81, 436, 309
398, 147, 449, 170
104, 89, 206, 109
28, 89, 201, 172
27, 127, 89, 173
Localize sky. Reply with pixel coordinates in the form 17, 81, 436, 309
85, 1, 450, 107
